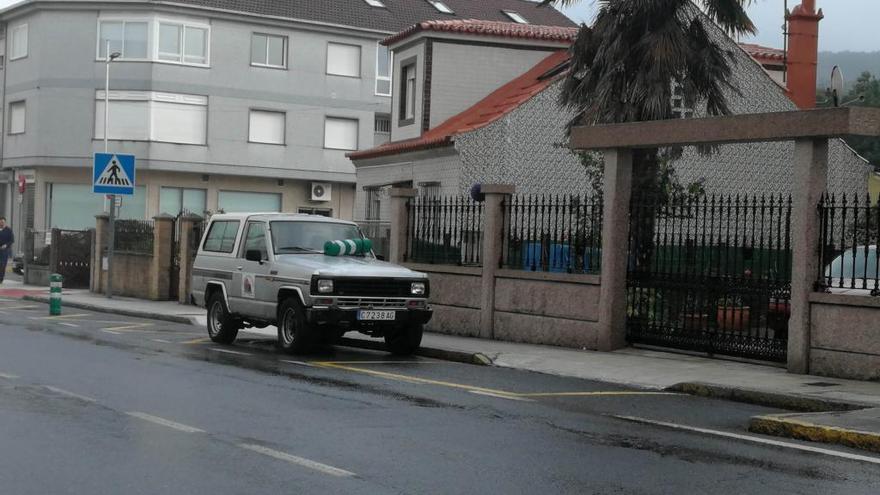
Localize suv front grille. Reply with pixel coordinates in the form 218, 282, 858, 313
334, 278, 414, 297
335, 297, 408, 310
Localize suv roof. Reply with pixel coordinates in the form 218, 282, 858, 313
209, 213, 356, 225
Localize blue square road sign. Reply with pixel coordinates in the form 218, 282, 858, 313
93, 153, 136, 195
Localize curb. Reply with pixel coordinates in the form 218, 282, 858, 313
22, 295, 200, 326
665, 382, 868, 413
336, 337, 492, 366
749, 414, 880, 454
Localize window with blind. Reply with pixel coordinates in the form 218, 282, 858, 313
94, 91, 207, 145
327, 42, 361, 78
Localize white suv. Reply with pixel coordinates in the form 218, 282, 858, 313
191, 213, 432, 354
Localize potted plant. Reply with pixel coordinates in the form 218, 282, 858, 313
717, 295, 750, 332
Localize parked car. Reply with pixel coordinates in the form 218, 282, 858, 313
190, 213, 432, 354
823, 245, 879, 296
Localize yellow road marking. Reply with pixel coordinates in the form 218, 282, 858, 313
313, 362, 682, 400
31, 314, 90, 320
101, 322, 154, 332
317, 360, 444, 365
313, 362, 524, 399
180, 337, 210, 345
516, 391, 682, 398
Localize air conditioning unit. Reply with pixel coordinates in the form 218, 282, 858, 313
311, 182, 332, 202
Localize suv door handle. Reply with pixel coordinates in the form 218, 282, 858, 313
236, 266, 243, 271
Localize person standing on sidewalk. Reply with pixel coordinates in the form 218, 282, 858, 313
0, 217, 13, 284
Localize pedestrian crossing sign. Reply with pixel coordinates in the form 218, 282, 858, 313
93, 153, 136, 195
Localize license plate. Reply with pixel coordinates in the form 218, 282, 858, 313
357, 310, 396, 321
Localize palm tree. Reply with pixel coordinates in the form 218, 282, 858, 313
541, 0, 756, 270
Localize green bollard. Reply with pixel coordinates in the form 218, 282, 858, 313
49, 273, 63, 316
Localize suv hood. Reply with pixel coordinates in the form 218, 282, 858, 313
275, 254, 426, 279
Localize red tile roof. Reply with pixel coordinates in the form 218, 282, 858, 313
383, 19, 580, 46
348, 50, 570, 161
739, 43, 785, 64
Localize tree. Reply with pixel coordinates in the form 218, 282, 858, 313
542, 0, 755, 270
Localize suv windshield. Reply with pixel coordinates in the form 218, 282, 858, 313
270, 221, 363, 254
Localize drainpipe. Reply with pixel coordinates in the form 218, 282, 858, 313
785, 0, 823, 109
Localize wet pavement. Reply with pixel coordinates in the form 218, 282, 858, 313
1, 299, 879, 494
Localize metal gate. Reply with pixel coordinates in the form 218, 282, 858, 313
626, 194, 792, 362
54, 229, 92, 289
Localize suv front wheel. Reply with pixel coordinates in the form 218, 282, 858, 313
277, 297, 314, 354
385, 323, 423, 356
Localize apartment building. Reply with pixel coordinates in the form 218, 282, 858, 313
0, 0, 573, 244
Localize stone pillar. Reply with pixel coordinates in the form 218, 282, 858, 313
479, 185, 515, 340
177, 214, 203, 304
150, 214, 174, 301
389, 188, 418, 264
597, 149, 634, 351
788, 138, 829, 374
93, 214, 109, 294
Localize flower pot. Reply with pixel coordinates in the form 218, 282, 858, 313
717, 306, 751, 332
682, 313, 710, 331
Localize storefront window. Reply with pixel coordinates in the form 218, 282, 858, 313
218, 191, 281, 213
160, 187, 207, 216
48, 184, 146, 230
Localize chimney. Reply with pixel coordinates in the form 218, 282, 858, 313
786, 0, 823, 109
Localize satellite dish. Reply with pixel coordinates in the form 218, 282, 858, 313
830, 66, 845, 107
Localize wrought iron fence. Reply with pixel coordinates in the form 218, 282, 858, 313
358, 221, 391, 260
114, 220, 154, 254
53, 229, 92, 288
405, 196, 483, 266
627, 194, 793, 363
190, 220, 207, 257
817, 194, 880, 295
502, 194, 602, 273
24, 229, 50, 265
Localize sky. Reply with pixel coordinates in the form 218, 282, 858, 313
557, 0, 880, 53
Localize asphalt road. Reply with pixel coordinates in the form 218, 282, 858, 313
1, 299, 878, 494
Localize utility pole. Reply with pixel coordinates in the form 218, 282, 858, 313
104, 43, 120, 299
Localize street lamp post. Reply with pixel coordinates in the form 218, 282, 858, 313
104, 43, 120, 299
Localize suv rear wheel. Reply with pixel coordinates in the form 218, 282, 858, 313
385, 323, 423, 356
277, 297, 314, 354
207, 291, 239, 344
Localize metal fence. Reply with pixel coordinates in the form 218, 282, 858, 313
358, 220, 391, 260
502, 194, 602, 273
405, 196, 484, 266
114, 220, 154, 254
817, 194, 880, 295
23, 229, 50, 265
190, 220, 207, 257
626, 193, 793, 363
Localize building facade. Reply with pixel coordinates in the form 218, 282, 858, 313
0, 0, 573, 246
349, 15, 870, 223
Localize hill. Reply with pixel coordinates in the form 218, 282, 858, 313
818, 51, 880, 90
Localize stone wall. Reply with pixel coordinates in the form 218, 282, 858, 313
92, 214, 174, 301
809, 293, 880, 381
406, 263, 601, 349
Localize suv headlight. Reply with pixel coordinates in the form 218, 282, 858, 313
317, 279, 334, 294
411, 282, 426, 296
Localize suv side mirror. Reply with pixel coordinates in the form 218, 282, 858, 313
245, 249, 264, 263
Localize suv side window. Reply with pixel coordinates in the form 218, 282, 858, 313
241, 222, 268, 260
203, 220, 240, 253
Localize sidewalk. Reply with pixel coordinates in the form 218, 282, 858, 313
9, 284, 880, 452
